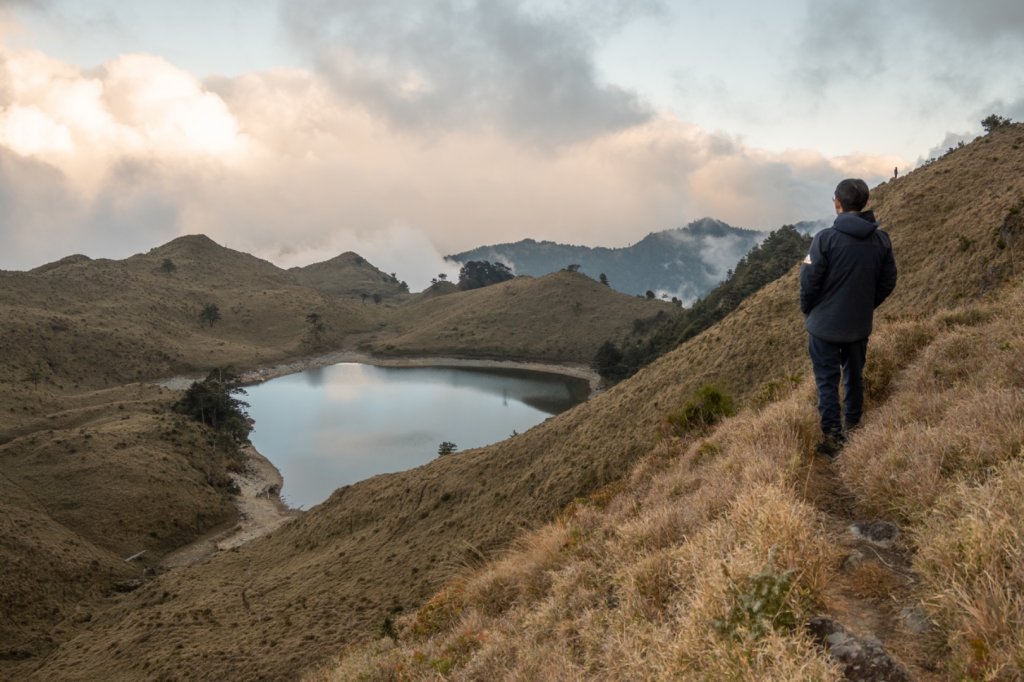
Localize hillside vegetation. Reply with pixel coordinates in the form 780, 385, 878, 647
364, 271, 674, 364
15, 125, 1024, 681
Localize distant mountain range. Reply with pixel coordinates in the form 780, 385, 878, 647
447, 218, 766, 302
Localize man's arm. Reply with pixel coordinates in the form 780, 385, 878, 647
799, 233, 829, 314
875, 241, 897, 307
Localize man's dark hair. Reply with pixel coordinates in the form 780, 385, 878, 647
835, 178, 870, 212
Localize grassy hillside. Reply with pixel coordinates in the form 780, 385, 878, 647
0, 235, 380, 391
365, 271, 674, 364
288, 252, 408, 299
4, 124, 1022, 680
310, 124, 1024, 679
0, 383, 243, 674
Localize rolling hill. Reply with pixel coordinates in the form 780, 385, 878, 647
287, 252, 408, 299
363, 270, 674, 364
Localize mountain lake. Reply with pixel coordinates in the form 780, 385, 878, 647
244, 363, 591, 509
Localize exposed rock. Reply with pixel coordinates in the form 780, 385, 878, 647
113, 579, 144, 593
849, 520, 900, 547
899, 606, 934, 635
808, 616, 912, 681
841, 549, 866, 572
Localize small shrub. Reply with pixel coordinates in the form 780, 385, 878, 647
437, 441, 458, 456
379, 615, 398, 642
665, 384, 736, 436
713, 561, 802, 642
411, 586, 464, 639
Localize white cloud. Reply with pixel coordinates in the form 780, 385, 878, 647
0, 43, 903, 291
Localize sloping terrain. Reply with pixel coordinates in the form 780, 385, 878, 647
288, 252, 408, 299
316, 279, 1024, 680
365, 271, 674, 364
448, 218, 764, 299
0, 235, 380, 393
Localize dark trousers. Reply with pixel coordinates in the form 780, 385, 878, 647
808, 334, 868, 437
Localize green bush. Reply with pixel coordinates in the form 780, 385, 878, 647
713, 562, 801, 642
666, 384, 736, 436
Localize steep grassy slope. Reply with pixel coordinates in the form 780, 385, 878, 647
313, 280, 1023, 680
14, 124, 1024, 680
309, 125, 1024, 679
364, 270, 673, 364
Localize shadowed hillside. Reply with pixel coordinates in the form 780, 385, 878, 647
6, 124, 1024, 680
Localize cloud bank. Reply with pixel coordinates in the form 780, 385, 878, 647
0, 11, 901, 290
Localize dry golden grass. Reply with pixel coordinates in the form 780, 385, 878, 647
306, 128, 1024, 680
288, 251, 408, 299
365, 270, 675, 364
915, 457, 1024, 679
311, 400, 843, 680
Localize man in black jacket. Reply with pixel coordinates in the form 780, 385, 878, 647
800, 178, 898, 457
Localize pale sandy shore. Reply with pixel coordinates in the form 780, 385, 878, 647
160, 444, 300, 569
156, 352, 600, 567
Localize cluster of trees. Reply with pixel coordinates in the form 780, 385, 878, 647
174, 368, 252, 443
982, 114, 1013, 133
561, 264, 611, 288
594, 224, 812, 383
458, 260, 515, 290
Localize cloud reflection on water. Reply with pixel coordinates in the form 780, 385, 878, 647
246, 363, 588, 508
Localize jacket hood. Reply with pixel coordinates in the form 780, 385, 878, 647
833, 210, 879, 239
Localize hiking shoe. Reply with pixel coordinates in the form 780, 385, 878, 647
816, 434, 845, 459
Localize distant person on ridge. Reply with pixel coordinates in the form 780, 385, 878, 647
800, 179, 897, 457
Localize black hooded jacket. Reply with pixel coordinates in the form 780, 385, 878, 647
799, 210, 897, 343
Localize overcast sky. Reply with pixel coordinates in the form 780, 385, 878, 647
1, 0, 1022, 289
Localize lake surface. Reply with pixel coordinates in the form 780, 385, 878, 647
245, 363, 590, 508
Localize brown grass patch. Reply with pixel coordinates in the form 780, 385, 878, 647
915, 456, 1024, 679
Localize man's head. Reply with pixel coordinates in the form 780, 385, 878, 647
833, 178, 870, 213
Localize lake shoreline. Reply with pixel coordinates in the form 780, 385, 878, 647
160, 443, 300, 569
153, 350, 600, 564
155, 351, 603, 396
240, 351, 604, 396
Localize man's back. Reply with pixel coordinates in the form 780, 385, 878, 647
800, 210, 897, 344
